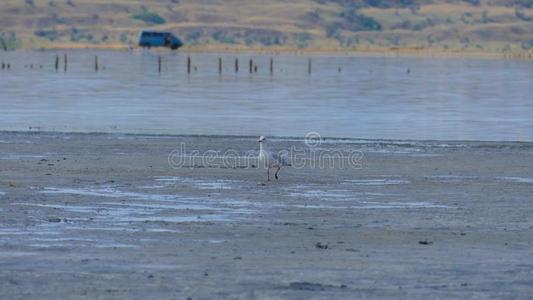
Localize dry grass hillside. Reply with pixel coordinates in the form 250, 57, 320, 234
0, 0, 532, 53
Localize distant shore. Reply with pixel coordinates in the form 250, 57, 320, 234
8, 43, 533, 60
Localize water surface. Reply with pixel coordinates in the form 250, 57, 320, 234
1, 50, 531, 141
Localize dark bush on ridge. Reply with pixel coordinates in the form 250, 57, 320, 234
131, 11, 166, 25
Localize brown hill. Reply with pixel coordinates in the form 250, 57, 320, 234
0, 0, 532, 53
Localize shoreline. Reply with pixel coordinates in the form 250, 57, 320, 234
2, 130, 533, 145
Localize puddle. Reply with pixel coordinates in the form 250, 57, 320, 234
497, 177, 533, 184
0, 191, 6, 196
33, 186, 257, 224
124, 214, 230, 223
65, 226, 145, 232
138, 185, 166, 189
93, 243, 139, 249
41, 187, 184, 202
26, 243, 76, 248
193, 239, 226, 244
288, 189, 352, 200
285, 185, 394, 202
0, 154, 46, 160
23, 237, 96, 242
290, 201, 452, 209
145, 228, 181, 233
408, 153, 441, 157
344, 179, 410, 185
154, 176, 239, 190
0, 252, 38, 258
13, 202, 103, 214
0, 229, 61, 236
428, 175, 479, 183
360, 201, 453, 209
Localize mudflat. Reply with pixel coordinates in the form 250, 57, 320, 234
0, 132, 532, 299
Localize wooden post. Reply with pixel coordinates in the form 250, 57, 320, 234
254, 65, 258, 73
1, 61, 4, 69
270, 57, 273, 74
218, 57, 222, 74
249, 59, 253, 73
308, 58, 311, 75
95, 56, 98, 72
55, 55, 59, 71
63, 53, 67, 72
187, 56, 191, 74
158, 56, 161, 73
235, 58, 238, 73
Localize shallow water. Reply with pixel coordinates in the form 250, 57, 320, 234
497, 176, 533, 184
344, 179, 410, 185
0, 50, 532, 141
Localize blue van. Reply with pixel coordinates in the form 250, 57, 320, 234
138, 31, 183, 50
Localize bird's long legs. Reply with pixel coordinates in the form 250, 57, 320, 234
267, 168, 270, 181
275, 166, 281, 180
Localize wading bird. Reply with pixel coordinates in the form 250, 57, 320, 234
258, 136, 289, 181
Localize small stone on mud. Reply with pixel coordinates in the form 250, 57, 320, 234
288, 282, 327, 291
48, 217, 61, 223
233, 256, 242, 260
315, 242, 329, 249
419, 240, 433, 245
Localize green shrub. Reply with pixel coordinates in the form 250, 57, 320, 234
120, 32, 129, 44
185, 29, 203, 44
294, 32, 311, 48
243, 30, 286, 46
69, 27, 93, 42
0, 32, 21, 50
340, 7, 382, 31
131, 11, 166, 25
326, 22, 342, 38
212, 31, 237, 44
34, 29, 59, 41
522, 39, 533, 50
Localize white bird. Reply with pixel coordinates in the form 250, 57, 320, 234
257, 136, 289, 181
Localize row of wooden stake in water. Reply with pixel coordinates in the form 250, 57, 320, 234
153, 55, 313, 74
1, 54, 317, 74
